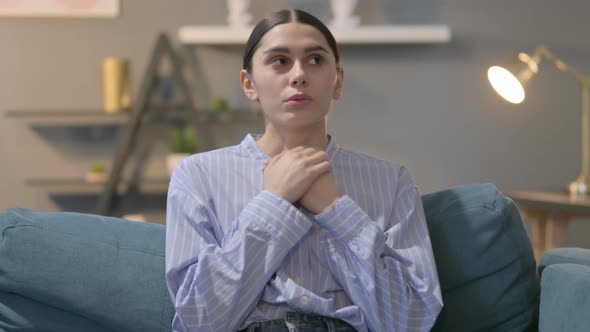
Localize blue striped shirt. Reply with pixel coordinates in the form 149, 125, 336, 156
165, 133, 443, 332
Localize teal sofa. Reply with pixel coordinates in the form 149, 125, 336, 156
0, 183, 589, 332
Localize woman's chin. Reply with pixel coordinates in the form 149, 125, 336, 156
271, 113, 323, 130
261, 104, 329, 129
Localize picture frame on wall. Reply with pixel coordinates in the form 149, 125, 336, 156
0, 0, 119, 18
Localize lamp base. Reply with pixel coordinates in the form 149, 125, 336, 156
569, 178, 590, 195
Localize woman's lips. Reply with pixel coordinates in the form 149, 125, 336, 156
286, 94, 312, 107
286, 99, 312, 107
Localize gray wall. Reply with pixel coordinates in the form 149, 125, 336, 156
1, 0, 589, 247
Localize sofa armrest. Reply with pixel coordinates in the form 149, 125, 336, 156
539, 263, 590, 332
538, 248, 590, 276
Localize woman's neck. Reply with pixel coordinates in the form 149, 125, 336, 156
256, 123, 329, 157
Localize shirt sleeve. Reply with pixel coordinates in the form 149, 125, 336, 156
314, 165, 443, 332
165, 159, 312, 332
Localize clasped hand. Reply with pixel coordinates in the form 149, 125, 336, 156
264, 146, 341, 215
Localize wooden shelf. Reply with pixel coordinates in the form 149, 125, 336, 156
4, 109, 128, 126
179, 24, 451, 45
4, 108, 263, 126
26, 177, 170, 195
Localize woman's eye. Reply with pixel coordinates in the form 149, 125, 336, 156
308, 56, 322, 65
271, 57, 287, 66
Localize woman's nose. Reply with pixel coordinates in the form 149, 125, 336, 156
289, 63, 308, 87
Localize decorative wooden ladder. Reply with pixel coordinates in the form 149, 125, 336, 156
97, 33, 198, 216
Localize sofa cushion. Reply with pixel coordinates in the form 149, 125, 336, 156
0, 208, 174, 332
422, 183, 540, 332
0, 292, 111, 332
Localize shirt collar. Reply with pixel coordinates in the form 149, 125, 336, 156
242, 133, 338, 161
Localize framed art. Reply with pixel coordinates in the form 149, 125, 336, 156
0, 0, 119, 18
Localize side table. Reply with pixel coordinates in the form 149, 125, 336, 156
503, 190, 590, 261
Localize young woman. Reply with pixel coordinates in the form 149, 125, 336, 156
166, 9, 443, 332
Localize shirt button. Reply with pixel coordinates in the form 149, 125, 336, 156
300, 296, 310, 306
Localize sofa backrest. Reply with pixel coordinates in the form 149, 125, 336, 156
0, 183, 541, 332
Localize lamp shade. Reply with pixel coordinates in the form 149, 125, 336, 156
488, 52, 541, 104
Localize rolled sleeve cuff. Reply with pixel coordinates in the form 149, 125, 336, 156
314, 195, 373, 243
244, 190, 313, 247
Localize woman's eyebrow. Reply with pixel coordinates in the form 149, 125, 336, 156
262, 45, 329, 55
304, 45, 329, 54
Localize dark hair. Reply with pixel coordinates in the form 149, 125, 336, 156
242, 9, 340, 73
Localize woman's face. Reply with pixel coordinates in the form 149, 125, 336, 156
241, 22, 343, 130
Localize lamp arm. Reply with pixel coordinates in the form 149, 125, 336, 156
535, 46, 590, 192
581, 86, 590, 183
535, 46, 590, 88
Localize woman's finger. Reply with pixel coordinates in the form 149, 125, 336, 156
305, 150, 329, 165
267, 150, 286, 167
308, 160, 332, 178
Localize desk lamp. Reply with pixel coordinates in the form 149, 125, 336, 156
487, 46, 590, 195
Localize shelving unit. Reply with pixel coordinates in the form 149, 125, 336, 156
179, 25, 452, 45
5, 107, 263, 199
5, 33, 265, 217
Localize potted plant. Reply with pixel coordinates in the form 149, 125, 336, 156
211, 96, 230, 112
167, 125, 200, 175
211, 96, 231, 122
86, 162, 109, 183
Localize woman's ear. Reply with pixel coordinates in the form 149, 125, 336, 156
240, 69, 259, 102
333, 67, 344, 100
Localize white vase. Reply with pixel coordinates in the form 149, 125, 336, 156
226, 0, 252, 28
167, 153, 190, 176
329, 0, 360, 29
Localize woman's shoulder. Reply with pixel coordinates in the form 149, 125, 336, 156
335, 146, 405, 171
334, 147, 418, 197
335, 146, 417, 184
172, 144, 247, 180
185, 144, 246, 164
